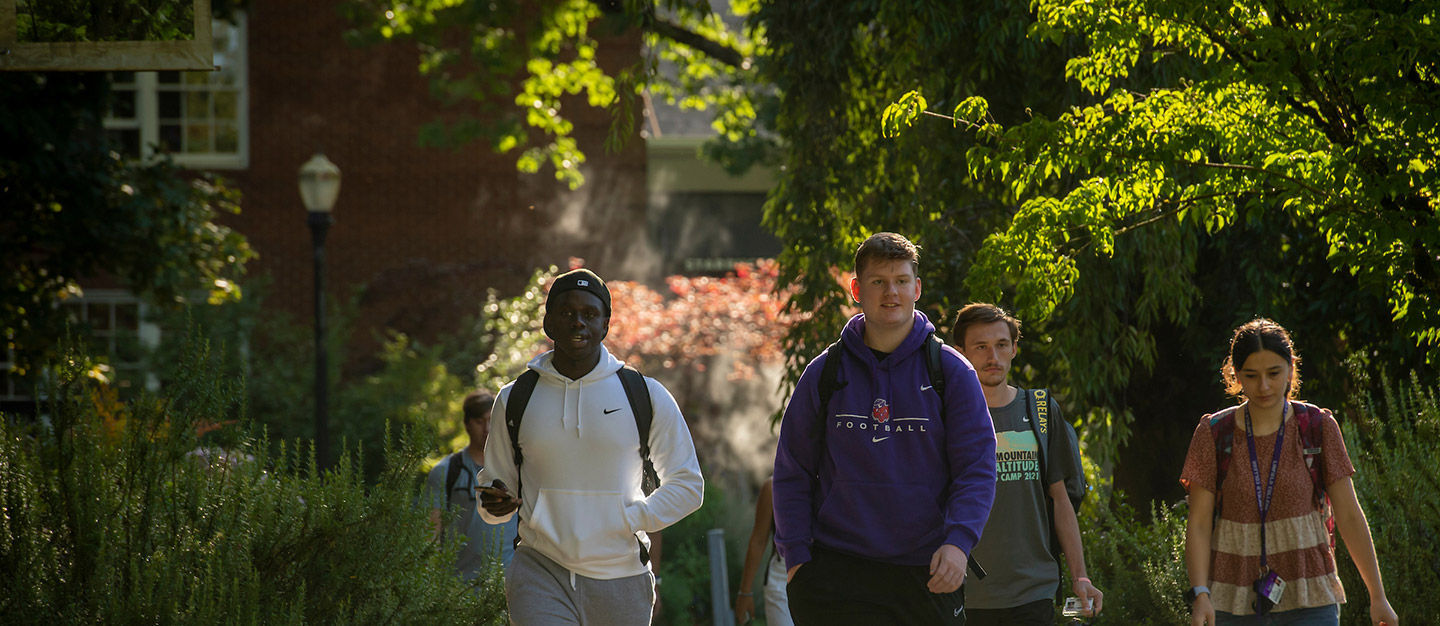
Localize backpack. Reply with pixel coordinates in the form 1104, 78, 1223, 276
444, 450, 473, 502
1021, 388, 1089, 564
502, 366, 660, 562
1208, 401, 1333, 548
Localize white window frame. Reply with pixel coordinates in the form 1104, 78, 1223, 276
105, 13, 249, 170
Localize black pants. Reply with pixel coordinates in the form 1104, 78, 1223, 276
965, 598, 1054, 626
786, 546, 962, 626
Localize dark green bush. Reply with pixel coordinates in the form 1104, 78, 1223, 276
0, 337, 505, 625
1069, 462, 1189, 625
1336, 373, 1440, 626
143, 268, 554, 480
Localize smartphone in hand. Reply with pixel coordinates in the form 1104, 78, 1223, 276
1062, 596, 1092, 617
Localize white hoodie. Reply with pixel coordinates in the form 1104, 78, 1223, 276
478, 346, 704, 580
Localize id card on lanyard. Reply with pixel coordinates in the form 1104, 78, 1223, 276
1246, 403, 1288, 614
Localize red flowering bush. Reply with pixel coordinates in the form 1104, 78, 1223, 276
604, 259, 799, 380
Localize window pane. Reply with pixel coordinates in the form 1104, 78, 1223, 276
87, 303, 112, 331
160, 124, 182, 152
214, 63, 240, 86
159, 91, 182, 119
186, 91, 211, 119
184, 71, 209, 86
158, 71, 180, 84
213, 91, 237, 120
185, 124, 212, 152
111, 71, 136, 85
114, 334, 143, 365
115, 303, 138, 330
106, 128, 141, 157
109, 89, 136, 119
215, 123, 238, 152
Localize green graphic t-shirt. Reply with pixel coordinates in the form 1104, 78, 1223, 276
967, 389, 1077, 609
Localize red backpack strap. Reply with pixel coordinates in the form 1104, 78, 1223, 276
1203, 408, 1238, 531
1292, 402, 1328, 503
1292, 401, 1336, 549
1207, 408, 1238, 493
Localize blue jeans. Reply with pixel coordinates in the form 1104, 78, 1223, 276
1216, 604, 1339, 626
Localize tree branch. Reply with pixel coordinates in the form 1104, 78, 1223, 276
647, 14, 745, 69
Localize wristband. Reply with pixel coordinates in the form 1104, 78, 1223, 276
737, 591, 753, 597
1074, 577, 1091, 584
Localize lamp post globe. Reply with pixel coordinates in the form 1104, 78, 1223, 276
299, 152, 340, 469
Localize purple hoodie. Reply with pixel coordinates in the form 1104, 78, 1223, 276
773, 311, 996, 568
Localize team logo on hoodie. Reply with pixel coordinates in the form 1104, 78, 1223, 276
871, 398, 891, 423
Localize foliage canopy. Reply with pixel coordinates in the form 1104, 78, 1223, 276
884, 0, 1440, 362
342, 0, 1437, 469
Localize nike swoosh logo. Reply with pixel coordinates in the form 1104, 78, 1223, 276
920, 384, 933, 391
872, 436, 890, 443
954, 608, 962, 617
603, 408, 622, 414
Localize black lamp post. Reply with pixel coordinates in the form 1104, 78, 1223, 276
298, 153, 341, 469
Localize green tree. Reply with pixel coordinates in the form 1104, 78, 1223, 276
885, 0, 1440, 363
754, 0, 1437, 472
337, 0, 1435, 478
342, 0, 769, 189
0, 72, 252, 376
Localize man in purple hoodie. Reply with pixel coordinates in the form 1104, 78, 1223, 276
773, 232, 997, 626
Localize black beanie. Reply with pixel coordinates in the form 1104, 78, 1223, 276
547, 268, 611, 316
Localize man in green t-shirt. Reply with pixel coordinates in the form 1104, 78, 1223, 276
950, 303, 1103, 625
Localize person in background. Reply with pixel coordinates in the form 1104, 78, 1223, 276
735, 477, 792, 626
424, 388, 517, 578
950, 303, 1102, 624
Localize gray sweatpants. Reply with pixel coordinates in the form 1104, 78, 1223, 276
505, 545, 655, 626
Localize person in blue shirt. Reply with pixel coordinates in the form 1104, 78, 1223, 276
425, 389, 517, 578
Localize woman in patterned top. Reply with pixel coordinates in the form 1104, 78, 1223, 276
1180, 319, 1398, 626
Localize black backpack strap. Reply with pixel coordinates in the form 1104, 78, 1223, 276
1025, 387, 1064, 565
1026, 388, 1051, 488
618, 366, 659, 495
505, 370, 541, 504
444, 451, 468, 499
924, 332, 946, 398
814, 341, 846, 459
617, 366, 659, 566
817, 341, 846, 412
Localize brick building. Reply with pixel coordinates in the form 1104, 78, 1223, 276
2, 1, 778, 408
231, 2, 653, 349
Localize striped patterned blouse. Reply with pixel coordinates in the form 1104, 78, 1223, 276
1180, 408, 1355, 615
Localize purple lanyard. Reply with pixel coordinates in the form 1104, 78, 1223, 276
1244, 403, 1287, 569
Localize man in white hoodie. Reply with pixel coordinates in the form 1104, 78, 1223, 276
478, 268, 704, 626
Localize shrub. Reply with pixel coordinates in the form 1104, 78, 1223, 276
1336, 373, 1440, 625
0, 337, 505, 625
1069, 457, 1189, 625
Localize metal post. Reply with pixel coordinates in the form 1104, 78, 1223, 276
308, 210, 331, 469
707, 528, 734, 626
